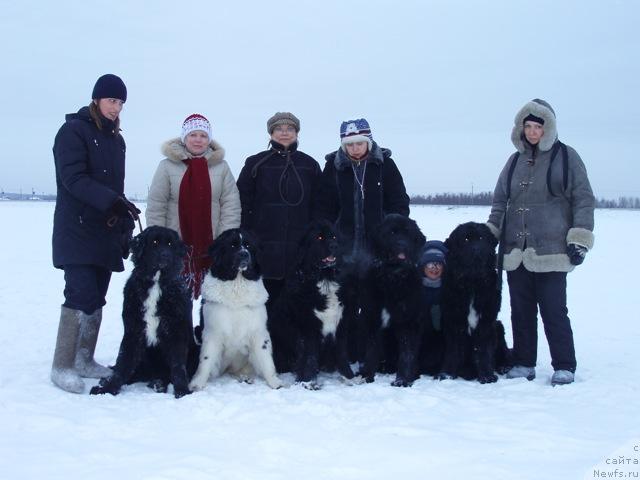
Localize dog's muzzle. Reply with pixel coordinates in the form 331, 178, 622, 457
236, 249, 251, 271
321, 255, 337, 268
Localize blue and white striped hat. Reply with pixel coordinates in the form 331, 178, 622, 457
340, 118, 373, 148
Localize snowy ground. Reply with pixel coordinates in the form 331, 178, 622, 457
0, 202, 638, 480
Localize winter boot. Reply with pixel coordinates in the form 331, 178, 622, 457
506, 365, 536, 381
74, 308, 112, 378
51, 306, 85, 393
551, 369, 574, 386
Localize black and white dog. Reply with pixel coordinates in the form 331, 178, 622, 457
438, 222, 509, 383
268, 220, 355, 389
90, 226, 197, 398
188, 228, 282, 390
359, 213, 428, 387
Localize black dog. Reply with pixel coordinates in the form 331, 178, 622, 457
90, 226, 197, 398
358, 213, 427, 387
268, 220, 354, 389
438, 222, 508, 383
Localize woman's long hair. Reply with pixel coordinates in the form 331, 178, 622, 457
89, 100, 121, 132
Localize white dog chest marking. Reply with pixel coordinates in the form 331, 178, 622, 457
381, 308, 390, 328
467, 299, 479, 335
143, 272, 161, 346
314, 280, 343, 336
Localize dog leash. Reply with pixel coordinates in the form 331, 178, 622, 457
107, 214, 144, 233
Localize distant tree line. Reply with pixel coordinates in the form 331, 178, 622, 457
410, 192, 640, 209
1, 191, 638, 209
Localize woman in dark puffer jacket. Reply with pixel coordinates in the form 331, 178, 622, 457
51, 74, 140, 393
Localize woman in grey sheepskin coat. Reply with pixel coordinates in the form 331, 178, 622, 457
487, 98, 595, 386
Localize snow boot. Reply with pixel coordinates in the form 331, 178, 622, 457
551, 369, 574, 386
51, 306, 85, 393
74, 307, 112, 378
506, 365, 536, 381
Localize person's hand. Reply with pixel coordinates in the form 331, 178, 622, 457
109, 196, 140, 221
567, 243, 587, 266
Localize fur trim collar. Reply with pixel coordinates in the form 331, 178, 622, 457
511, 99, 558, 153
200, 272, 268, 309
328, 141, 390, 171
161, 138, 225, 166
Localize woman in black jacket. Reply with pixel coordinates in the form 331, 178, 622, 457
316, 118, 410, 363
316, 118, 410, 257
236, 112, 321, 305
51, 74, 140, 393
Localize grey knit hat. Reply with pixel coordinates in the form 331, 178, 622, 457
267, 112, 300, 134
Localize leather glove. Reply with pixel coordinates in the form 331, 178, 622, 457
567, 243, 587, 266
109, 196, 141, 221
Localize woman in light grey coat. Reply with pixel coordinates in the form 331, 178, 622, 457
146, 114, 240, 298
487, 98, 594, 386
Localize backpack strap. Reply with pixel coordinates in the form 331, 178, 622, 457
546, 141, 568, 196
561, 142, 569, 191
505, 152, 519, 200
497, 152, 519, 292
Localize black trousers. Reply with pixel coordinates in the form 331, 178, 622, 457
63, 265, 112, 315
507, 264, 576, 372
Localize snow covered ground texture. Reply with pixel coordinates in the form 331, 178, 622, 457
0, 202, 638, 480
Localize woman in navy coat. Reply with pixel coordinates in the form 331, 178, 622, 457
51, 74, 140, 393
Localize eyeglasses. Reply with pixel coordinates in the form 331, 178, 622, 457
426, 262, 443, 269
273, 125, 296, 134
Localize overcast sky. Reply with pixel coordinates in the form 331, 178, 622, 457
2, 0, 638, 199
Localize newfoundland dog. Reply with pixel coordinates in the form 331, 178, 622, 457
438, 222, 510, 383
188, 228, 282, 391
268, 220, 355, 389
358, 213, 428, 387
90, 226, 197, 399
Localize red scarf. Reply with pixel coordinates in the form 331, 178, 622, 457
179, 157, 213, 299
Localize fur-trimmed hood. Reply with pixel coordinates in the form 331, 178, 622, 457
511, 99, 558, 153
161, 137, 226, 166
328, 141, 390, 171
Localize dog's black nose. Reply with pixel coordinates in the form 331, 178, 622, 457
237, 249, 251, 269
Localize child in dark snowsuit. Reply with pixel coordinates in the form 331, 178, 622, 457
419, 240, 448, 376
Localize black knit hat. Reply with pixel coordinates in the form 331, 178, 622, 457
523, 113, 544, 125
92, 74, 127, 102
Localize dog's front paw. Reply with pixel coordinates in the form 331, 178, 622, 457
188, 377, 207, 392
89, 375, 122, 396
356, 370, 375, 383
174, 386, 192, 399
391, 378, 414, 388
300, 381, 321, 391
266, 377, 284, 389
341, 375, 365, 386
89, 383, 119, 396
478, 373, 498, 384
147, 379, 168, 393
436, 372, 457, 381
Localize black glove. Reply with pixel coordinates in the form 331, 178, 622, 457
108, 196, 141, 222
567, 243, 587, 266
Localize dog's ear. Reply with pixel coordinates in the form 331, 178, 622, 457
129, 229, 147, 266
171, 231, 188, 257
481, 224, 499, 249
412, 219, 426, 247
